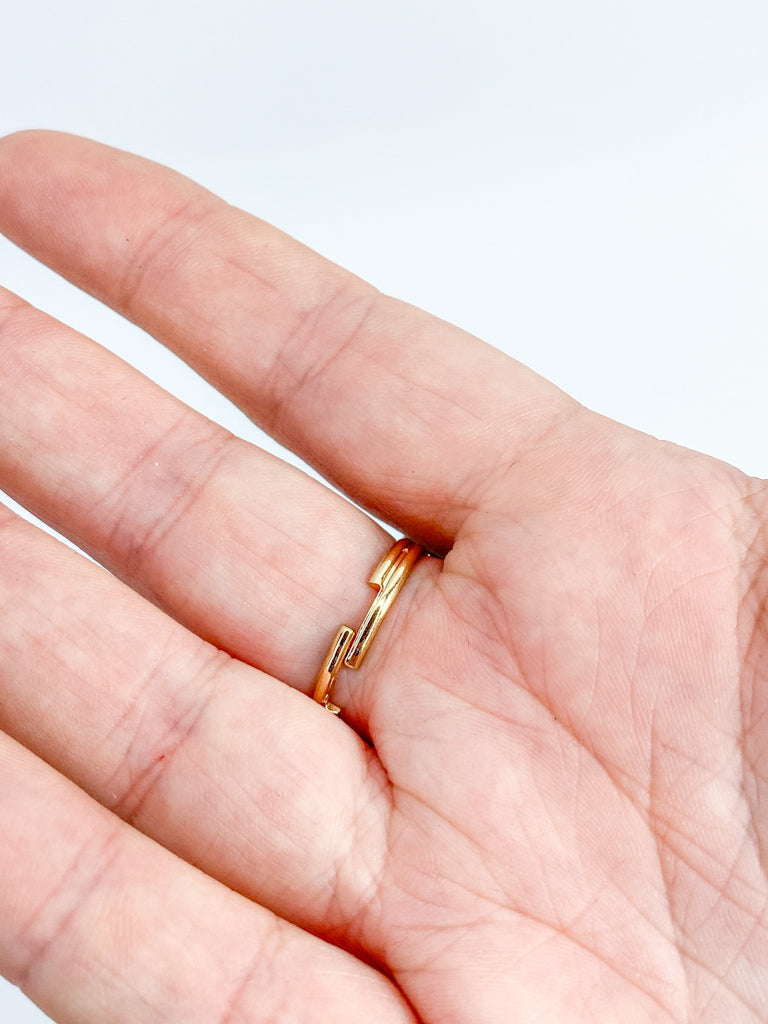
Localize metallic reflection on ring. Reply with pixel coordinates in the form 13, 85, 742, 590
312, 538, 425, 715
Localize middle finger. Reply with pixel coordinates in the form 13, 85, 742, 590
0, 286, 388, 693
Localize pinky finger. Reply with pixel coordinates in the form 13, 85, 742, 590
0, 733, 416, 1024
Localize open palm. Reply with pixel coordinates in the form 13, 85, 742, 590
0, 132, 766, 1023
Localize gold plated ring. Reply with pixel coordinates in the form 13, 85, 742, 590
312, 538, 426, 714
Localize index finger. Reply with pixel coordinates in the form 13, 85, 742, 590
0, 130, 576, 549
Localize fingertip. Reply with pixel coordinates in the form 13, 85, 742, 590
0, 128, 76, 165
0, 130, 125, 199
0, 130, 78, 214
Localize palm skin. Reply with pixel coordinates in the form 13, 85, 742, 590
0, 131, 766, 1023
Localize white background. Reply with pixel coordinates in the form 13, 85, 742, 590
1, 2, 767, 1020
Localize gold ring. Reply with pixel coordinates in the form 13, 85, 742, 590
312, 538, 426, 714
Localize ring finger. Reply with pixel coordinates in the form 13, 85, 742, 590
0, 496, 394, 948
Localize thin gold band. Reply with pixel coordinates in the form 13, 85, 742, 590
312, 538, 426, 714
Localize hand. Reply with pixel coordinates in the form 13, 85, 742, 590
0, 131, 766, 1024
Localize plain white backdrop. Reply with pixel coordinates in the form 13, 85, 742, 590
1, 2, 767, 1020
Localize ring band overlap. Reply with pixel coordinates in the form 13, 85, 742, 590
312, 538, 425, 714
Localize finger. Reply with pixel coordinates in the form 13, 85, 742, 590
0, 732, 416, 1024
0, 130, 578, 549
0, 503, 393, 950
0, 285, 391, 693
